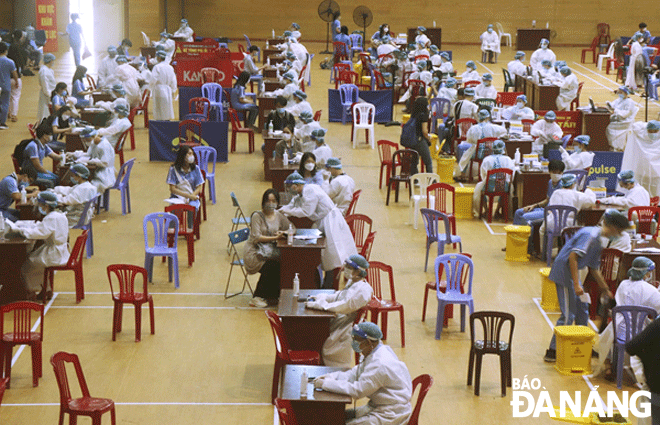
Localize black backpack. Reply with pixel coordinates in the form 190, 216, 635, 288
13, 139, 33, 167
400, 116, 418, 148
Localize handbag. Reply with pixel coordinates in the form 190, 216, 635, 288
82, 46, 92, 60
253, 211, 281, 260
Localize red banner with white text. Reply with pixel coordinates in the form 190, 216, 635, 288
534, 111, 582, 139
36, 0, 57, 53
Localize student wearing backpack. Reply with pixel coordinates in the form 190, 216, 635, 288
402, 97, 433, 176
0, 167, 38, 221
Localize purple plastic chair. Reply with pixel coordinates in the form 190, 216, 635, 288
143, 212, 179, 289
612, 305, 657, 389
339, 84, 359, 125
420, 208, 463, 272
101, 158, 135, 215
430, 97, 451, 136
543, 205, 578, 266
192, 146, 217, 204
72, 194, 100, 259
201, 83, 224, 121
565, 169, 588, 192
434, 254, 474, 340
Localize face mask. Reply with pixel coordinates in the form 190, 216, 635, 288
264, 202, 277, 211
541, 45, 548, 50
187, 155, 195, 164
516, 103, 524, 109
304, 162, 315, 171
550, 174, 562, 184
574, 147, 582, 154
344, 269, 354, 281
644, 273, 653, 283
38, 206, 48, 215
484, 82, 491, 87
487, 28, 493, 33
618, 94, 625, 100
62, 90, 68, 96
351, 340, 363, 353
277, 108, 285, 114
282, 133, 291, 141
70, 176, 78, 184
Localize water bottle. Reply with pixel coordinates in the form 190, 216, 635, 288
282, 150, 288, 165
300, 369, 308, 398
20, 187, 27, 204
532, 20, 536, 28
514, 148, 521, 164
293, 273, 300, 297
266, 40, 269, 48
287, 224, 294, 245
272, 29, 275, 38
268, 121, 274, 137
267, 57, 270, 67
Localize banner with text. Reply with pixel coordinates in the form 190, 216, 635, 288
148, 120, 228, 162
36, 0, 57, 53
174, 51, 243, 88
547, 150, 623, 192
534, 110, 582, 140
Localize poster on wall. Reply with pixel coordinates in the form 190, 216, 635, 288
36, 0, 57, 53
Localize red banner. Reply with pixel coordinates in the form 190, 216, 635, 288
175, 51, 245, 88
173, 41, 220, 58
534, 110, 582, 138
36, 0, 57, 53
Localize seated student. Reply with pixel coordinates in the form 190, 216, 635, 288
166, 146, 204, 225
50, 82, 71, 113
298, 152, 325, 186
323, 158, 356, 215
606, 86, 639, 152
52, 163, 97, 228
294, 111, 322, 152
0, 168, 38, 222
305, 255, 374, 367
501, 94, 535, 121
514, 159, 565, 225
265, 96, 296, 134
19, 191, 69, 300
97, 103, 132, 149
472, 140, 516, 217
530, 111, 563, 153
540, 173, 596, 238
286, 90, 313, 120
455, 109, 506, 181
264, 72, 298, 103
451, 87, 479, 121
71, 65, 92, 107
244, 189, 293, 308
46, 105, 76, 152
274, 126, 302, 159
230, 71, 259, 131
313, 322, 413, 424
22, 124, 63, 187
543, 209, 630, 363
554, 67, 579, 111
595, 257, 660, 381
600, 170, 651, 210
76, 127, 116, 193
474, 73, 497, 100
242, 46, 264, 94
311, 129, 332, 167
559, 135, 595, 170
507, 51, 527, 78
460, 61, 480, 82
335, 25, 350, 48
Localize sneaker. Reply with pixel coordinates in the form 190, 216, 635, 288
22, 69, 35, 76
0, 124, 8, 130
249, 297, 267, 308
544, 349, 556, 362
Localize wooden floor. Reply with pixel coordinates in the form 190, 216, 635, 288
1, 43, 657, 425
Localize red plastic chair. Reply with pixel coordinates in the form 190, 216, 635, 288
650, 196, 659, 207
165, 204, 197, 266
135, 89, 150, 128
373, 69, 392, 90
1, 301, 44, 388
50, 351, 116, 425
338, 69, 360, 86
570, 82, 584, 111
586, 248, 623, 319
597, 23, 611, 46
313, 110, 322, 121
332, 63, 351, 89
629, 206, 660, 239
27, 122, 37, 138
188, 97, 211, 121
0, 377, 8, 407
408, 374, 434, 425
469, 137, 497, 183
333, 41, 350, 63
361, 231, 376, 261
114, 130, 129, 167
495, 91, 524, 107
43, 230, 88, 304
178, 119, 202, 148
422, 252, 472, 324
198, 169, 208, 224
387, 150, 418, 205
265, 311, 321, 403
365, 261, 405, 347
426, 183, 457, 247
407, 79, 426, 106
274, 399, 300, 425
107, 264, 155, 342
345, 214, 373, 252
377, 140, 399, 189
345, 189, 361, 216
463, 80, 481, 88
127, 108, 137, 150
414, 54, 430, 62
453, 118, 477, 152
201, 67, 220, 84
581, 35, 600, 64
479, 168, 513, 223
85, 75, 96, 90
228, 108, 255, 153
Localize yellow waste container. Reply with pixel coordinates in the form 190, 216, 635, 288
454, 187, 474, 219
554, 325, 596, 376
402, 114, 410, 124
361, 76, 372, 87
539, 268, 560, 312
504, 225, 531, 262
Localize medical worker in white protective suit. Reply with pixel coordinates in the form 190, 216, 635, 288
113, 55, 141, 108
305, 254, 373, 367
479, 24, 500, 64
621, 120, 660, 198
75, 127, 116, 193
52, 163, 97, 227
323, 158, 356, 215
172, 19, 194, 42
313, 322, 413, 425
472, 140, 516, 217
559, 135, 594, 171
599, 170, 650, 211
456, 109, 506, 178
153, 31, 175, 64
530, 110, 563, 153
606, 86, 639, 151
149, 50, 177, 120
530, 38, 556, 71
554, 66, 579, 111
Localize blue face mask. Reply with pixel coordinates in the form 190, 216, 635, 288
62, 90, 68, 96
351, 340, 363, 353
618, 94, 625, 100
574, 146, 582, 153
38, 206, 48, 215
70, 176, 78, 184
277, 108, 285, 114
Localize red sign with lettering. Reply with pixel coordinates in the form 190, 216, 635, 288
36, 0, 57, 53
173, 41, 220, 58
175, 51, 244, 88
534, 110, 582, 138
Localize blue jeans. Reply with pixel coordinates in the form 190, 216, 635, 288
0, 88, 10, 125
456, 142, 471, 171
70, 43, 81, 67
513, 207, 544, 225
642, 46, 656, 66
548, 283, 590, 350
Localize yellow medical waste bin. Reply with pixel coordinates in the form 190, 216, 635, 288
539, 268, 560, 312
504, 225, 531, 262
402, 114, 410, 124
454, 187, 474, 219
554, 325, 596, 376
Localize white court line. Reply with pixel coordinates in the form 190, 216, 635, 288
4, 402, 271, 407
569, 63, 618, 91
11, 294, 58, 368
481, 219, 506, 236
273, 405, 278, 425
478, 62, 494, 75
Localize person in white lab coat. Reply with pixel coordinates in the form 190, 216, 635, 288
507, 51, 527, 78
172, 19, 194, 42
153, 31, 175, 64
52, 163, 97, 228
474, 73, 497, 100
415, 26, 431, 49
480, 24, 500, 64
530, 38, 557, 71
606, 86, 640, 151
289, 22, 301, 40
437, 51, 453, 75
19, 191, 69, 298
113, 55, 141, 108
314, 322, 413, 425
501, 94, 535, 121
399, 60, 432, 104
599, 170, 651, 211
305, 255, 373, 367
76, 127, 116, 193
530, 110, 563, 153
37, 53, 56, 124
456, 109, 506, 179
265, 72, 298, 103
555, 67, 579, 111
286, 90, 312, 120
149, 50, 177, 121
280, 172, 358, 274
433, 77, 457, 106
540, 173, 596, 236
294, 111, 322, 152
451, 87, 479, 120
460, 61, 480, 83
621, 120, 660, 198
97, 46, 119, 88
323, 158, 356, 215
472, 140, 516, 217
311, 129, 332, 167
559, 135, 595, 170
626, 32, 645, 92
97, 104, 132, 149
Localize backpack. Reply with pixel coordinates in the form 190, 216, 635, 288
400, 117, 418, 148
13, 139, 33, 168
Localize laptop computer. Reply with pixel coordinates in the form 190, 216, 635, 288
589, 97, 611, 113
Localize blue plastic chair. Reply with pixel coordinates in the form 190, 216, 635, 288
100, 158, 135, 215
227, 192, 251, 253
430, 97, 451, 136
434, 254, 474, 340
565, 169, 589, 192
225, 227, 252, 298
243, 34, 260, 61
349, 33, 363, 58
561, 134, 571, 148
420, 208, 463, 272
72, 194, 100, 259
612, 305, 657, 389
543, 205, 578, 266
339, 84, 359, 125
192, 146, 217, 204
201, 83, 224, 121
143, 212, 180, 289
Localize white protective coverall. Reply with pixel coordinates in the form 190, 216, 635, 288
559, 147, 595, 171
37, 66, 56, 123
53, 181, 98, 227
606, 97, 639, 151
621, 122, 660, 197
149, 61, 178, 120
324, 174, 356, 215
81, 138, 116, 192
97, 117, 132, 149
472, 153, 516, 216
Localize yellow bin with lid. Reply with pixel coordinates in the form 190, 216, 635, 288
454, 187, 474, 219
540, 268, 560, 312
554, 325, 596, 375
430, 136, 455, 184
402, 114, 411, 124
504, 225, 530, 262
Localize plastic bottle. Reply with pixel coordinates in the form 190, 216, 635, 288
293, 273, 300, 297
266, 40, 269, 48
272, 29, 275, 38
282, 150, 288, 165
532, 20, 536, 28
268, 121, 274, 137
514, 148, 521, 164
300, 369, 308, 398
20, 187, 26, 204
287, 224, 294, 245
267, 57, 270, 67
